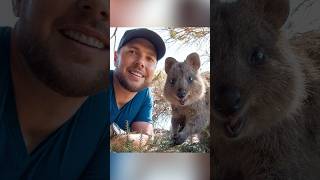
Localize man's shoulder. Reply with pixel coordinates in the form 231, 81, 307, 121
0, 26, 11, 48
0, 26, 12, 67
0, 26, 11, 53
0, 26, 11, 36
79, 90, 108, 125
0, 26, 11, 34
136, 87, 152, 99
128, 88, 153, 109
0, 26, 12, 104
138, 87, 150, 93
87, 90, 108, 112
109, 70, 114, 85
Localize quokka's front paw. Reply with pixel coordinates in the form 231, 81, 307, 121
172, 133, 188, 145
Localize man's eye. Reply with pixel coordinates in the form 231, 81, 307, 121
147, 57, 156, 63
129, 49, 136, 55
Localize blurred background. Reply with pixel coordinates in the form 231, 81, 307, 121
1, 0, 320, 33
284, 0, 320, 37
110, 0, 210, 27
110, 153, 210, 180
1, 0, 319, 179
0, 0, 17, 27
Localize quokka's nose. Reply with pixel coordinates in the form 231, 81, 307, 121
177, 88, 187, 99
214, 85, 241, 115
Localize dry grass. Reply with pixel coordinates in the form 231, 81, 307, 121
110, 129, 210, 153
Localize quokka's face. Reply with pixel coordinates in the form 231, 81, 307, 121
212, 0, 305, 139
164, 63, 204, 106
164, 53, 205, 107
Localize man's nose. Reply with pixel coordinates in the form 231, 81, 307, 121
77, 0, 108, 20
135, 57, 145, 69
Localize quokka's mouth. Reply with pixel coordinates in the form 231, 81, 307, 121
224, 116, 246, 138
179, 99, 186, 105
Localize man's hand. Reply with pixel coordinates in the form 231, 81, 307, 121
110, 121, 154, 152
131, 121, 154, 136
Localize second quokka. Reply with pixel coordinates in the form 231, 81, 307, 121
164, 52, 210, 145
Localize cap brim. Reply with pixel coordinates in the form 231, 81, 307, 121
119, 29, 166, 60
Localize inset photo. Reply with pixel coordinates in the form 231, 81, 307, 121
109, 27, 210, 153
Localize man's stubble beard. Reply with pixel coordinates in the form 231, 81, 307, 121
16, 26, 108, 97
114, 69, 151, 92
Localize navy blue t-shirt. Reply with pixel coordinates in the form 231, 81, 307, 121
0, 27, 108, 180
109, 71, 153, 130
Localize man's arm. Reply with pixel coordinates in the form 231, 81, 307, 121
110, 89, 155, 151
131, 89, 154, 135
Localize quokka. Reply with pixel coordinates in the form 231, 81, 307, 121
164, 52, 210, 145
212, 0, 320, 179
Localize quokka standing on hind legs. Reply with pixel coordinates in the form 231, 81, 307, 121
163, 52, 210, 145
212, 0, 320, 179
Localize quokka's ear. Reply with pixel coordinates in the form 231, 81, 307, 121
165, 57, 178, 74
260, 0, 290, 29
185, 52, 200, 71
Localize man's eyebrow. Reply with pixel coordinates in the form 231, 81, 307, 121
128, 45, 157, 58
146, 52, 157, 59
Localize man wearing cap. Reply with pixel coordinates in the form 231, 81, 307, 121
110, 28, 166, 148
0, 0, 108, 179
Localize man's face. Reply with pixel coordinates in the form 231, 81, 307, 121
13, 0, 109, 97
114, 38, 157, 92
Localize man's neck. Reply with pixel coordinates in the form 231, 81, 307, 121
113, 73, 137, 109
10, 32, 87, 153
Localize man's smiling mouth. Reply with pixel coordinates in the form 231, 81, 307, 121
129, 70, 145, 78
62, 30, 105, 49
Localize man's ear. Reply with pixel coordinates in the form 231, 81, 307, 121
165, 57, 177, 74
12, 0, 23, 17
261, 0, 290, 29
185, 52, 200, 71
114, 51, 119, 68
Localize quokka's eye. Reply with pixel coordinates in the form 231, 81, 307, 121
170, 79, 176, 85
250, 48, 266, 65
188, 76, 193, 83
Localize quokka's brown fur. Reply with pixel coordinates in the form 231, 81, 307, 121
163, 52, 210, 145
212, 0, 320, 179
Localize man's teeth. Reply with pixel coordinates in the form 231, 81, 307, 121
63, 30, 104, 49
130, 71, 144, 78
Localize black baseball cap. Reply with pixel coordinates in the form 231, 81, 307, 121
117, 28, 166, 60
